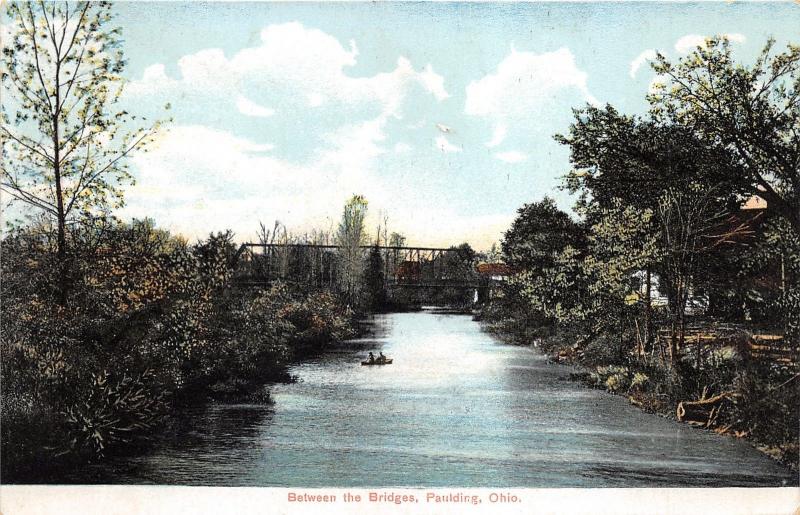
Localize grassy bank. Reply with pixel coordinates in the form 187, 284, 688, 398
480, 312, 799, 473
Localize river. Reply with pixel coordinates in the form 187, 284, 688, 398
80, 310, 793, 487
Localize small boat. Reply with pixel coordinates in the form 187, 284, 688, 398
361, 358, 393, 366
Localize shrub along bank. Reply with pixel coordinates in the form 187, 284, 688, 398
481, 305, 799, 472
1, 220, 355, 482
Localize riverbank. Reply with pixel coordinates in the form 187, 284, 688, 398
2, 287, 357, 484
1, 225, 357, 483
479, 317, 799, 475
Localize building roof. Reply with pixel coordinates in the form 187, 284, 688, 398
742, 195, 768, 210
475, 263, 513, 276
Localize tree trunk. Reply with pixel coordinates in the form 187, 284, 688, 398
644, 267, 653, 353
53, 65, 68, 306
676, 391, 736, 427
669, 319, 677, 366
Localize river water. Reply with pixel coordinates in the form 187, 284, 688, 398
83, 310, 793, 487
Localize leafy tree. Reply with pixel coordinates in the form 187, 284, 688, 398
497, 199, 589, 340
484, 242, 502, 263
581, 202, 659, 358
1, 1, 165, 301
738, 218, 800, 343
362, 244, 387, 311
335, 194, 369, 305
557, 106, 739, 217
558, 107, 748, 363
447, 242, 477, 272
649, 36, 800, 234
388, 232, 406, 248
502, 197, 584, 272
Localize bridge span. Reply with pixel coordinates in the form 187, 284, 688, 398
233, 242, 491, 296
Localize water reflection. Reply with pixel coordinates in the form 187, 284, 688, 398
78, 311, 794, 487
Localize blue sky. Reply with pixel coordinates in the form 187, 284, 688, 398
96, 2, 800, 248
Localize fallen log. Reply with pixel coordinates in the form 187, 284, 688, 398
676, 391, 738, 427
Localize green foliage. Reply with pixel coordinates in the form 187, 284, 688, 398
62, 369, 167, 459
649, 36, 800, 234
738, 219, 800, 342
362, 245, 387, 311
731, 367, 799, 449
498, 198, 590, 333
630, 372, 649, 391
587, 366, 631, 393
336, 194, 369, 305
1, 220, 355, 478
502, 196, 584, 271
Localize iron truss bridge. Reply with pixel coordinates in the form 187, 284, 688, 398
232, 242, 488, 290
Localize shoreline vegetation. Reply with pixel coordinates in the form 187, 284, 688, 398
471, 35, 800, 476
1, 222, 360, 483
479, 314, 798, 473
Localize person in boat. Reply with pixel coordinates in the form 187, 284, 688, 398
368, 352, 375, 364
378, 352, 386, 364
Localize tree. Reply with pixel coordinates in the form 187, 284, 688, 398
557, 107, 750, 363
649, 36, 800, 234
389, 232, 406, 248
335, 194, 368, 305
557, 105, 740, 217
501, 197, 584, 272
362, 245, 387, 311
497, 199, 589, 337
485, 242, 502, 263
1, 1, 165, 301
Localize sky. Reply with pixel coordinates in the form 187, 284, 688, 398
10, 2, 800, 249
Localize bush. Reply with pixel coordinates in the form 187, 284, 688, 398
730, 366, 799, 448
1, 222, 355, 479
62, 369, 167, 459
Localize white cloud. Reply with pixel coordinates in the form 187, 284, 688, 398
465, 47, 597, 119
465, 47, 596, 152
123, 22, 455, 242
125, 64, 174, 96
725, 33, 747, 44
394, 142, 412, 153
495, 151, 528, 163
308, 92, 326, 107
629, 49, 657, 79
675, 33, 746, 54
675, 34, 706, 54
419, 64, 450, 101
123, 125, 380, 239
320, 117, 388, 172
486, 124, 507, 148
436, 135, 461, 153
235, 95, 275, 117
128, 22, 448, 123
123, 124, 509, 250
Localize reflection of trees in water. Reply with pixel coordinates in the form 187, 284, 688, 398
161, 404, 276, 450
